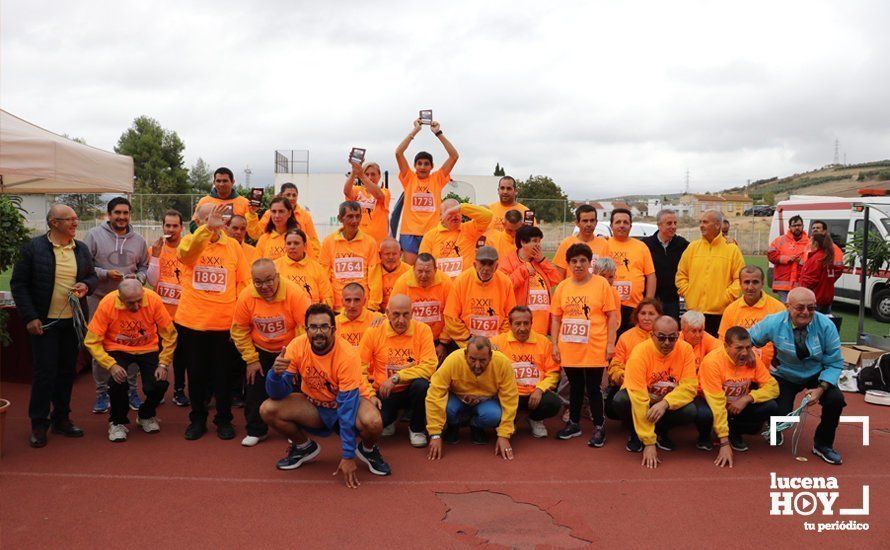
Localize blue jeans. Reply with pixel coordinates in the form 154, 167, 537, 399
445, 395, 502, 430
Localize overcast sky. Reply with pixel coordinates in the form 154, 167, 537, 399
3, 0, 889, 198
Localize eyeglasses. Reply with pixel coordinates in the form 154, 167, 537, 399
54, 217, 79, 222
791, 305, 817, 313
655, 334, 679, 342
253, 277, 277, 288
307, 323, 332, 332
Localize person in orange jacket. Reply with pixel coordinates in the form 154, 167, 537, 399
767, 215, 809, 301
605, 298, 663, 420
499, 225, 561, 336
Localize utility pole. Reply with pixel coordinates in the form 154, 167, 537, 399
244, 166, 252, 186
685, 169, 690, 194
834, 138, 840, 165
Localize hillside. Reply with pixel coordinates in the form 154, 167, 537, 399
721, 160, 890, 202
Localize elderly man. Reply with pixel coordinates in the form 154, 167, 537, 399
11, 204, 96, 448
718, 266, 785, 367
612, 316, 698, 467
426, 336, 519, 459
369, 237, 410, 311
262, 303, 390, 488
767, 215, 809, 301
642, 209, 689, 320
365, 294, 438, 447
606, 208, 656, 334
336, 283, 384, 348
676, 209, 745, 337
83, 280, 177, 442
748, 287, 846, 464
418, 199, 492, 279
225, 214, 257, 264
231, 259, 310, 447
553, 205, 610, 279
679, 311, 721, 369
392, 252, 454, 361
444, 246, 516, 347
319, 201, 380, 310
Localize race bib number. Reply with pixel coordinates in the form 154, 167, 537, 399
650, 380, 677, 401
254, 315, 286, 339
412, 300, 442, 323
410, 192, 435, 213
155, 282, 182, 304
437, 257, 463, 278
469, 315, 499, 337
528, 289, 550, 311
334, 257, 365, 280
193, 265, 227, 293
723, 380, 751, 403
614, 281, 632, 302
512, 361, 540, 387
560, 318, 590, 344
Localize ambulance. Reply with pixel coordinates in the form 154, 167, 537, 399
769, 192, 890, 321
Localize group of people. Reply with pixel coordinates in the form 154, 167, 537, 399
11, 118, 848, 488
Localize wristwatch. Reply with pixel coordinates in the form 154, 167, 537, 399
430, 434, 442, 440
434, 130, 443, 136
390, 374, 400, 384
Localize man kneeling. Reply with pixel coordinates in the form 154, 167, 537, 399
261, 304, 390, 488
426, 336, 519, 460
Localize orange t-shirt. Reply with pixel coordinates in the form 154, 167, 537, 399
398, 169, 451, 235
718, 294, 785, 367
486, 230, 517, 264
255, 230, 288, 261
372, 261, 411, 311
486, 201, 534, 234
679, 331, 721, 371
319, 229, 380, 309
149, 242, 184, 318
87, 289, 173, 354
699, 347, 779, 437
359, 320, 437, 392
607, 325, 650, 384
174, 227, 250, 331
553, 235, 610, 274
550, 275, 617, 367
444, 268, 517, 339
336, 308, 384, 349
418, 204, 492, 279
284, 334, 372, 407
605, 237, 655, 308
241, 242, 257, 266
232, 279, 310, 355
348, 185, 391, 244
492, 331, 559, 396
249, 206, 320, 258
274, 254, 332, 306
623, 338, 697, 399
391, 270, 453, 341
194, 194, 251, 224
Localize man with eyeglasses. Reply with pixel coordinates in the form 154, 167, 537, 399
767, 214, 809, 301
11, 204, 96, 448
262, 303, 391, 488
612, 316, 698, 467
231, 259, 310, 447
748, 287, 846, 465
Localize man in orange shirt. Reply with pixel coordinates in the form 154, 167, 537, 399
717, 266, 785, 368
275, 228, 331, 306
247, 182, 321, 257
225, 215, 257, 265
444, 246, 516, 347
365, 294, 437, 447
419, 199, 492, 279
487, 176, 534, 233
606, 208, 656, 334
553, 205, 610, 279
176, 204, 250, 441
699, 327, 779, 466
487, 209, 524, 262
493, 306, 561, 438
319, 201, 380, 310
147, 209, 190, 407
335, 283, 384, 349
84, 280, 177, 442
231, 259, 310, 447
395, 117, 460, 264
368, 238, 410, 311
612, 316, 698, 467
192, 167, 256, 228
261, 303, 391, 487
392, 253, 454, 360
767, 214, 809, 300
344, 161, 391, 244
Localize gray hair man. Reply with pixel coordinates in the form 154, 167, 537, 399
642, 208, 689, 320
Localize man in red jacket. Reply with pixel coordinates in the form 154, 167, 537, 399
767, 215, 809, 301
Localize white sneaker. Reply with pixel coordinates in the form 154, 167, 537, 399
137, 417, 161, 433
241, 434, 269, 447
382, 422, 396, 437
108, 423, 129, 442
528, 418, 548, 438
409, 430, 428, 447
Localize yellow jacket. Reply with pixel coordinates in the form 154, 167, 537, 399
426, 349, 519, 438
675, 234, 745, 315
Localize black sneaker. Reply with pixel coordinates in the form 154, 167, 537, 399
184, 422, 207, 440
626, 433, 643, 453
231, 394, 245, 409
356, 444, 392, 476
217, 423, 235, 440
656, 434, 675, 452
470, 426, 489, 445
556, 421, 582, 440
587, 425, 606, 448
276, 440, 320, 470
696, 436, 714, 451
812, 445, 842, 465
444, 424, 460, 444
729, 432, 748, 452
172, 389, 190, 407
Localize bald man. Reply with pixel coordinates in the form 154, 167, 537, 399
84, 280, 177, 442
369, 238, 410, 311
11, 204, 97, 447
748, 287, 846, 465
418, 199, 493, 279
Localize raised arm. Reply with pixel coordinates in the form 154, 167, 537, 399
395, 120, 422, 175
431, 121, 459, 177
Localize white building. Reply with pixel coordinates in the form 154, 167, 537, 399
647, 198, 694, 219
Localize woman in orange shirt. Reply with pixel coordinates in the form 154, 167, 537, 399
499, 225, 561, 335
605, 297, 663, 419
256, 197, 299, 261
273, 229, 332, 306
344, 161, 391, 244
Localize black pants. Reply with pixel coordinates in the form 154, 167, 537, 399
160, 336, 186, 392
380, 379, 430, 433
618, 306, 634, 338
108, 351, 169, 425
565, 367, 604, 425
28, 319, 78, 430
178, 324, 237, 426
244, 349, 276, 437
661, 301, 681, 322
704, 314, 722, 337
518, 390, 562, 421
775, 375, 846, 448
612, 389, 696, 436
694, 395, 778, 439
604, 384, 621, 421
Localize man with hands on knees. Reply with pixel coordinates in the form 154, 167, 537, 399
261, 304, 391, 489
425, 336, 519, 460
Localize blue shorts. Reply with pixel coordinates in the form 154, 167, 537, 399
303, 405, 340, 437
399, 234, 423, 255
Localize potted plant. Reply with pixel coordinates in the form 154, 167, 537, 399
844, 229, 890, 323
